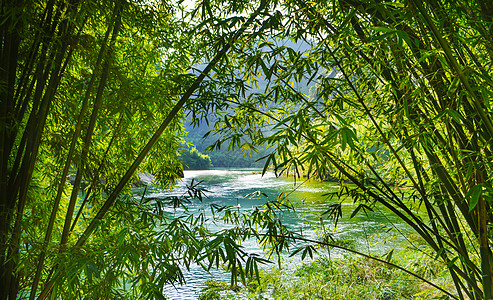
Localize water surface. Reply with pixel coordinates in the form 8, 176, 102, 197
149, 169, 412, 299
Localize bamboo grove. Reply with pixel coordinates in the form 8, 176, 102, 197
0, 0, 200, 298
193, 0, 493, 299
1, 0, 493, 299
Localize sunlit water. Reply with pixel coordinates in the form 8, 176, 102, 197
143, 169, 413, 299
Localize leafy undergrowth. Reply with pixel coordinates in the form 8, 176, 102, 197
198, 253, 454, 300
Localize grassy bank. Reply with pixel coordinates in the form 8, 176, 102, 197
198, 251, 454, 300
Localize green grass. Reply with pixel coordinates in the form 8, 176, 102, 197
198, 251, 453, 300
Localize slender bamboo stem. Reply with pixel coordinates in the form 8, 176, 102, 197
60, 1, 122, 248
36, 2, 269, 298
28, 4, 115, 299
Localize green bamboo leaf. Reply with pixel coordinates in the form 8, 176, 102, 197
261, 154, 273, 176
467, 185, 483, 212
237, 259, 246, 285
259, 59, 270, 79
372, 26, 394, 33
301, 247, 308, 260
395, 30, 411, 48
371, 31, 395, 41
289, 246, 305, 257
447, 256, 459, 268
350, 204, 362, 219
443, 108, 465, 123
385, 248, 394, 262
434, 248, 445, 260
254, 261, 260, 282
447, 77, 460, 96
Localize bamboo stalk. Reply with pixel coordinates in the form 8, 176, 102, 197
36, 2, 269, 298
0, 0, 23, 295
60, 4, 122, 247
70, 115, 124, 232
412, 0, 493, 142
28, 4, 115, 298
5, 1, 80, 298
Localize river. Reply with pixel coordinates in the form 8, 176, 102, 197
142, 169, 412, 299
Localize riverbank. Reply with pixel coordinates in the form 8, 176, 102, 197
198, 251, 453, 299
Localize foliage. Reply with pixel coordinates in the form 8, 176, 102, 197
185, 120, 270, 168
198, 280, 239, 300
0, 0, 272, 298
256, 255, 444, 300
198, 253, 450, 300
181, 147, 213, 170
189, 0, 493, 299
3, 0, 493, 299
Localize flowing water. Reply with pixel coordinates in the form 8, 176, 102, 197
144, 169, 413, 299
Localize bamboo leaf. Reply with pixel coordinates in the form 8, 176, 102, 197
385, 248, 394, 263
467, 185, 483, 212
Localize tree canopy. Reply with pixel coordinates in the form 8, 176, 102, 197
1, 0, 493, 299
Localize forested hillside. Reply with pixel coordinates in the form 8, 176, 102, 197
183, 118, 270, 168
